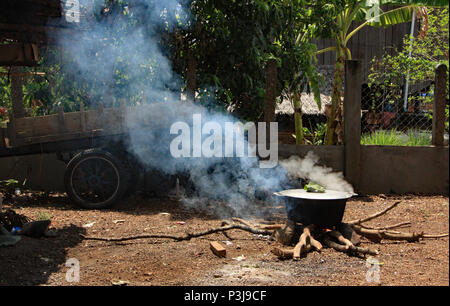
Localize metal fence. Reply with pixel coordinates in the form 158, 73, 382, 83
360, 80, 440, 146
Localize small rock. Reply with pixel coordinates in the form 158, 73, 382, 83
232, 255, 246, 262
111, 280, 129, 286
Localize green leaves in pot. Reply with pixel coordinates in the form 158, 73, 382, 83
304, 182, 325, 193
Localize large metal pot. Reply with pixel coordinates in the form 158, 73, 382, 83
274, 189, 356, 227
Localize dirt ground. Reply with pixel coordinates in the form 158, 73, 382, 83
0, 191, 448, 286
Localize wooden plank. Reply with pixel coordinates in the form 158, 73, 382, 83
14, 129, 124, 147
9, 104, 133, 147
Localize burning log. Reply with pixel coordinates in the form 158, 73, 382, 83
270, 200, 448, 260
322, 235, 379, 256
293, 225, 312, 260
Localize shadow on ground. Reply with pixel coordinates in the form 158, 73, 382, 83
1, 188, 284, 222
0, 224, 86, 286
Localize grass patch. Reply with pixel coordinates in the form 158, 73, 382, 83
361, 129, 432, 146
361, 129, 404, 146
35, 211, 52, 221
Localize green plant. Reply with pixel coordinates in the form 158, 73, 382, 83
302, 122, 327, 145
406, 129, 432, 146
361, 129, 404, 145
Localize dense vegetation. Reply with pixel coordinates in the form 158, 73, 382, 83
0, 0, 337, 123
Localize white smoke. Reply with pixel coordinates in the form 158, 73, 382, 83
53, 1, 354, 218
279, 152, 354, 194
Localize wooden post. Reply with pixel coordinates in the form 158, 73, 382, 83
264, 59, 277, 143
344, 60, 362, 191
10, 66, 25, 119
98, 103, 104, 129
432, 64, 447, 147
80, 102, 86, 132
119, 99, 126, 133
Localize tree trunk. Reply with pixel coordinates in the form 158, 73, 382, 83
293, 91, 304, 144
324, 47, 345, 145
264, 59, 277, 144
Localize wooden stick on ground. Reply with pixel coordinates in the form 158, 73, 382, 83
231, 217, 255, 228
323, 235, 379, 256
358, 221, 411, 231
81, 224, 273, 242
353, 225, 449, 242
348, 201, 401, 225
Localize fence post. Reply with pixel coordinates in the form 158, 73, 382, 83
11, 66, 25, 119
344, 60, 362, 191
432, 64, 447, 147
186, 49, 197, 102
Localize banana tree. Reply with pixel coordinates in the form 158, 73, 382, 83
308, 0, 449, 145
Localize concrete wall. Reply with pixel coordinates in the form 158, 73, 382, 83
279, 144, 449, 195
0, 144, 448, 195
359, 145, 449, 195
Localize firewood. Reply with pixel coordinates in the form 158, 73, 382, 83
259, 224, 284, 230
323, 236, 379, 256
309, 236, 323, 252
358, 221, 411, 231
81, 223, 272, 242
327, 230, 353, 250
352, 225, 426, 242
232, 217, 255, 228
271, 245, 312, 260
348, 201, 401, 225
293, 225, 313, 260
338, 223, 361, 246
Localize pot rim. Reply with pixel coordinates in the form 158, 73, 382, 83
273, 189, 356, 200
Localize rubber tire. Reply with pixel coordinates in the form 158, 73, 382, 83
64, 148, 130, 209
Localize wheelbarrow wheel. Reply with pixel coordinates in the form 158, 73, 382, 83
64, 148, 130, 209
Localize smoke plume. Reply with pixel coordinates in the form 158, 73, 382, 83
54, 0, 354, 218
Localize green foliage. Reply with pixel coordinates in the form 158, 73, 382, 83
406, 129, 432, 146
361, 129, 405, 145
368, 8, 449, 130
172, 0, 338, 121
1, 0, 339, 124
302, 122, 327, 145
